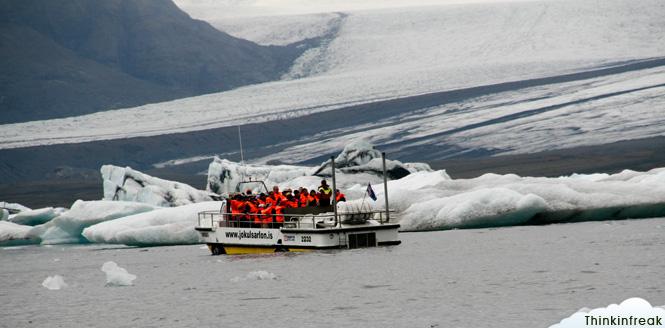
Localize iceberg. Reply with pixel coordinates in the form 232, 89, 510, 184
0, 202, 31, 214
42, 275, 67, 290
33, 200, 158, 245
361, 168, 665, 231
0, 221, 39, 246
101, 261, 136, 286
206, 141, 430, 195
82, 201, 223, 246
102, 165, 213, 207
206, 158, 312, 195
313, 140, 432, 179
9, 207, 64, 226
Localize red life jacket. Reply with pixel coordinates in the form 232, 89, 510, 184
336, 193, 346, 202
307, 194, 318, 207
274, 205, 285, 223
299, 194, 308, 207
260, 206, 273, 224
230, 199, 243, 220
244, 201, 260, 223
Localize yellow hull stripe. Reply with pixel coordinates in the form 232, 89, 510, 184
222, 246, 313, 255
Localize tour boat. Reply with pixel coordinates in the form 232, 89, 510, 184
195, 153, 401, 255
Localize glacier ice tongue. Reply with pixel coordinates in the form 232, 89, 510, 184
101, 261, 136, 286
102, 165, 212, 207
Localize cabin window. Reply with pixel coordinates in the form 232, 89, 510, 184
348, 232, 376, 249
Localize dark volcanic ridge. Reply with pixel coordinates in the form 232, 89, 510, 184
0, 0, 317, 123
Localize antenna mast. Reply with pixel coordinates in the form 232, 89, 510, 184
238, 126, 244, 164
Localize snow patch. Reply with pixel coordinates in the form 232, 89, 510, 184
101, 261, 137, 286
42, 275, 67, 290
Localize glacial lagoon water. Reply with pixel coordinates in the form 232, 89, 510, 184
2, 218, 665, 328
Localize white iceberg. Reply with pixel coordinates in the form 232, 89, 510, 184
0, 209, 8, 221
0, 202, 31, 214
102, 165, 213, 207
313, 140, 432, 179
365, 168, 665, 231
0, 221, 39, 246
10, 207, 64, 226
206, 141, 430, 196
206, 158, 312, 195
101, 261, 136, 286
42, 275, 67, 290
82, 201, 223, 246
550, 297, 665, 328
32, 200, 158, 245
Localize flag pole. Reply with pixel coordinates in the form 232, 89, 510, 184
382, 152, 390, 223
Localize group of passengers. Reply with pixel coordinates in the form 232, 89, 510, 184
228, 179, 346, 228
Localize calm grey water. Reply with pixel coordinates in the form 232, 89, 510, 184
2, 218, 665, 328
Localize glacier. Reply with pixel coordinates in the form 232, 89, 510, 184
2, 0, 664, 159
102, 165, 213, 207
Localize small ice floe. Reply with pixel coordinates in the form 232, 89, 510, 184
101, 261, 137, 286
231, 270, 277, 282
42, 275, 67, 290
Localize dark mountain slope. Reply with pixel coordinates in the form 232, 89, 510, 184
0, 0, 306, 123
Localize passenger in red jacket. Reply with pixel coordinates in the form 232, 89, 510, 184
335, 189, 346, 202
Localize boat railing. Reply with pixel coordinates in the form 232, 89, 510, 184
197, 209, 396, 230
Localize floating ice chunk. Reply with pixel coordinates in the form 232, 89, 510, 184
206, 157, 312, 195
400, 188, 549, 230
10, 207, 63, 226
101, 261, 136, 286
550, 297, 665, 328
0, 202, 31, 214
0, 221, 39, 246
42, 275, 67, 290
32, 200, 158, 245
232, 270, 277, 282
83, 202, 223, 246
102, 165, 213, 207
387, 167, 665, 231
313, 140, 432, 179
